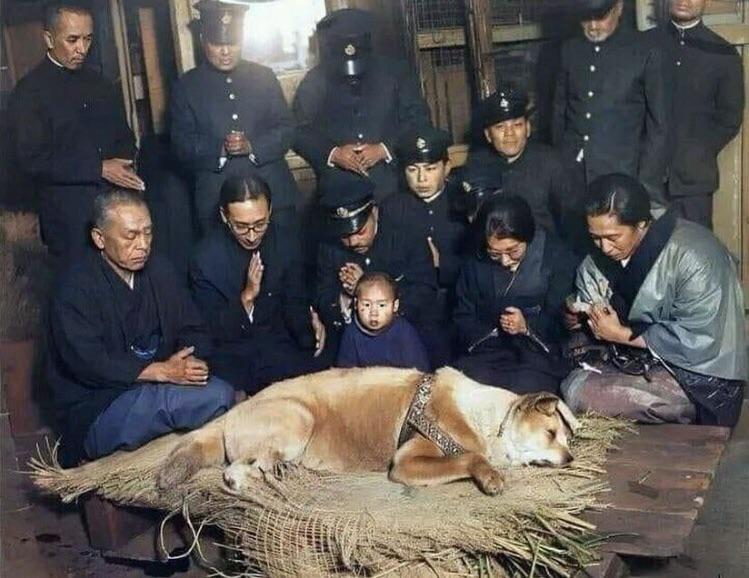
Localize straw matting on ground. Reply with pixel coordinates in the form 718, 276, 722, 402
30, 414, 631, 578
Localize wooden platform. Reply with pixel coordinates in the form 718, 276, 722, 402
579, 424, 731, 577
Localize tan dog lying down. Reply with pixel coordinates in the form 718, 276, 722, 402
157, 367, 580, 495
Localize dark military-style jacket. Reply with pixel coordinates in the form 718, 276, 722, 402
552, 26, 670, 203
293, 56, 431, 201
171, 60, 299, 222
648, 21, 744, 197
316, 217, 438, 331
464, 142, 572, 236
380, 181, 469, 287
8, 57, 136, 261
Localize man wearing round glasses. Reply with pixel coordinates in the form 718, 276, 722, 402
190, 175, 328, 395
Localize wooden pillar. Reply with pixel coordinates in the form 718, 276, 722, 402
464, 0, 496, 100
138, 7, 167, 135
169, 0, 196, 74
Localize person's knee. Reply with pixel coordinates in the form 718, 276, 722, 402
205, 376, 236, 411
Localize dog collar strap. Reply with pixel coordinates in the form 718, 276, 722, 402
397, 373, 466, 456
497, 398, 520, 438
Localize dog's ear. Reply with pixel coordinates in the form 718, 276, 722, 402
531, 392, 560, 417
556, 400, 581, 436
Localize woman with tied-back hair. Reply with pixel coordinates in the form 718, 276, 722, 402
562, 174, 746, 427
452, 195, 579, 394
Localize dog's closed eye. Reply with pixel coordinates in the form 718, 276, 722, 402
546, 429, 556, 439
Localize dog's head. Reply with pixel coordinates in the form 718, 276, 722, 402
502, 392, 580, 467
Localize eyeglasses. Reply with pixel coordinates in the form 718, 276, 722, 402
226, 218, 270, 235
487, 245, 526, 262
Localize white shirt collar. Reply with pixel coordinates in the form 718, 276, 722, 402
671, 19, 701, 31
46, 52, 65, 68
422, 188, 444, 204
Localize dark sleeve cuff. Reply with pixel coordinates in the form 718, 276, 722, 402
629, 321, 652, 340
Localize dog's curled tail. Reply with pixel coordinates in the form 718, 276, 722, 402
156, 424, 226, 490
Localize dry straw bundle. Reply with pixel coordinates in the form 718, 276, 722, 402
30, 414, 630, 578
0, 212, 47, 340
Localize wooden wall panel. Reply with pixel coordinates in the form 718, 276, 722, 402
138, 7, 167, 135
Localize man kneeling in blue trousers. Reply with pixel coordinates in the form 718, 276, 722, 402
48, 188, 234, 468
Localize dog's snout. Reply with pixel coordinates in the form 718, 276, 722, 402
562, 452, 574, 466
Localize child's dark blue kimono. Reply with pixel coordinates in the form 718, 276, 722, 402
336, 316, 431, 372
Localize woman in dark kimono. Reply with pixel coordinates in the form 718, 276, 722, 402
452, 195, 578, 394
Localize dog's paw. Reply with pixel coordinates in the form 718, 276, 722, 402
223, 463, 258, 492
474, 464, 505, 496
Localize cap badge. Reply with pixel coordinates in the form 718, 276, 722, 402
344, 43, 356, 56
336, 206, 351, 218
462, 181, 472, 193
499, 97, 509, 109
220, 12, 232, 25
416, 137, 427, 151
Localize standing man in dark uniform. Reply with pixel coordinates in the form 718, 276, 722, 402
190, 175, 328, 394
293, 8, 431, 202
552, 0, 670, 207
9, 3, 144, 267
171, 0, 299, 235
649, 0, 744, 229
465, 86, 573, 238
315, 175, 448, 366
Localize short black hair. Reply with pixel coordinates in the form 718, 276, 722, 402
477, 194, 536, 244
355, 272, 399, 301
219, 174, 272, 211
93, 188, 148, 230
585, 173, 652, 226
45, 3, 92, 31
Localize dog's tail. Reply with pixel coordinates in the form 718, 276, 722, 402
156, 422, 226, 490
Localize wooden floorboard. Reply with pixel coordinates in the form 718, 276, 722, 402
583, 424, 730, 560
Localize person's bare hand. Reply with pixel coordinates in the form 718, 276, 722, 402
240, 253, 264, 312
102, 158, 145, 190
587, 303, 626, 343
563, 301, 583, 330
330, 144, 368, 175
355, 142, 388, 170
339, 262, 364, 296
224, 131, 252, 156
499, 307, 528, 335
426, 236, 440, 269
164, 346, 209, 385
310, 307, 326, 358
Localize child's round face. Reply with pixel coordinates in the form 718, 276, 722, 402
355, 283, 398, 333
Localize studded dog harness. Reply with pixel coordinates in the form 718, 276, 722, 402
397, 373, 466, 456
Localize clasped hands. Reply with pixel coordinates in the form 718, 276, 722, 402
139, 346, 209, 386
224, 130, 252, 157
330, 142, 388, 176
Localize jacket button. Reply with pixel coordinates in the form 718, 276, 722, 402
587, 91, 594, 98
676, 61, 682, 67
583, 135, 590, 142
232, 113, 238, 120
229, 93, 235, 100
589, 65, 596, 72
594, 45, 601, 53
585, 112, 592, 119
226, 77, 233, 83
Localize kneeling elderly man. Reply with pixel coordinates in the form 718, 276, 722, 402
48, 189, 234, 468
